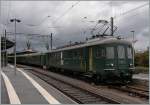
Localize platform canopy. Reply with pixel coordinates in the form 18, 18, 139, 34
1, 37, 14, 50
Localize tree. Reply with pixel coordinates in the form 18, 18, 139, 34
26, 40, 31, 50
135, 49, 149, 67
45, 42, 49, 51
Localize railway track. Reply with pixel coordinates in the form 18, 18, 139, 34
27, 69, 119, 104
108, 85, 149, 99
17, 64, 148, 104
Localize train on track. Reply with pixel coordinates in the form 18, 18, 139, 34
8, 37, 134, 83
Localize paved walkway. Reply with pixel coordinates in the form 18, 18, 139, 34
1, 65, 76, 104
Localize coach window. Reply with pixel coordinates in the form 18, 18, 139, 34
57, 53, 60, 59
74, 51, 77, 58
55, 53, 57, 58
63, 52, 67, 59
67, 51, 72, 59
96, 48, 105, 58
49, 53, 51, 58
73, 50, 79, 58
51, 53, 53, 58
117, 46, 125, 59
77, 52, 80, 58
56, 53, 58, 59
127, 47, 132, 59
106, 47, 114, 59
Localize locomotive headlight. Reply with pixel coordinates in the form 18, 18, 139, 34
111, 63, 114, 66
106, 63, 114, 67
129, 64, 133, 66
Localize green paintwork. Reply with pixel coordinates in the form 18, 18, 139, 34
8, 39, 133, 82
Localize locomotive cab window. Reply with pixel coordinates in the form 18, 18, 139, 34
106, 47, 114, 59
117, 46, 125, 59
95, 48, 105, 58
127, 46, 133, 59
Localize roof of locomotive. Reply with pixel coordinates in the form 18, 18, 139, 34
8, 52, 44, 57
8, 37, 132, 57
48, 37, 132, 53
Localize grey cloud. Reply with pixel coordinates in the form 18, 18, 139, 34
0, 1, 149, 52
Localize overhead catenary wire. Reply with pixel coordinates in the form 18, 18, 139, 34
5, 1, 149, 52
113, 3, 149, 38
114, 3, 148, 19
6, 0, 12, 26
25, 15, 51, 27
90, 3, 149, 36
53, 1, 80, 24
0, 1, 12, 27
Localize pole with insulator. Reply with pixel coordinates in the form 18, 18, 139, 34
110, 17, 113, 36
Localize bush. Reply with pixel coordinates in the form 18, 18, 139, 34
135, 50, 149, 67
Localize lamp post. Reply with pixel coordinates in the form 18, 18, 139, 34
131, 30, 135, 67
10, 18, 21, 75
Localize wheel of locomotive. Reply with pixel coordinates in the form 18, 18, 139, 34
73, 71, 77, 76
93, 74, 101, 84
60, 68, 64, 73
42, 65, 47, 70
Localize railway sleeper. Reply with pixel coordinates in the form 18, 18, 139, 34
127, 86, 149, 92
76, 96, 101, 101
81, 99, 105, 104
62, 88, 78, 91
72, 94, 93, 98
64, 91, 81, 94
28, 68, 126, 104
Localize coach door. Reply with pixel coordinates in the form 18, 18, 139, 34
89, 47, 93, 71
117, 45, 128, 70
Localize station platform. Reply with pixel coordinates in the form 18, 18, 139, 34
133, 73, 149, 87
1, 64, 76, 104
133, 73, 149, 81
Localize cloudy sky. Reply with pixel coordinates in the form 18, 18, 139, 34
0, 0, 149, 53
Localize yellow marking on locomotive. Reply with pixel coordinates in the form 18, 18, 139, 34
89, 47, 93, 71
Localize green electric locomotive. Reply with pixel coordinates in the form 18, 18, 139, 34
45, 37, 134, 83
8, 37, 134, 83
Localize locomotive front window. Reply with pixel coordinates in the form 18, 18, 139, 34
96, 48, 105, 58
127, 47, 133, 59
106, 47, 114, 59
117, 46, 125, 59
